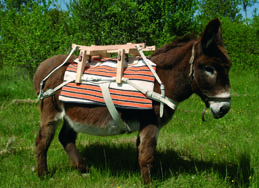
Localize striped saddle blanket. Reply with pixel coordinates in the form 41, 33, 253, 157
59, 58, 156, 109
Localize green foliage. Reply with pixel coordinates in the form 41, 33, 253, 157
68, 0, 198, 47
0, 0, 71, 74
220, 16, 259, 72
198, 0, 242, 24
0, 0, 259, 75
195, 0, 259, 72
196, 0, 243, 31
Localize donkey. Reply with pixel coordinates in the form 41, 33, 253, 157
34, 18, 232, 184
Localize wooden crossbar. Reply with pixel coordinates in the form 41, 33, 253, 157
73, 43, 156, 83
72, 43, 156, 57
73, 43, 145, 51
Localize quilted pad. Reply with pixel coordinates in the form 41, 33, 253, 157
59, 58, 156, 109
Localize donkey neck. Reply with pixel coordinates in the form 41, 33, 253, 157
152, 40, 195, 103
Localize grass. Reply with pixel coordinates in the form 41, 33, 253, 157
0, 65, 259, 187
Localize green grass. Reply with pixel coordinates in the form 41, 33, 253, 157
0, 66, 35, 100
0, 66, 258, 187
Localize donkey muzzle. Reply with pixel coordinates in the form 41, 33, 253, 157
209, 101, 231, 119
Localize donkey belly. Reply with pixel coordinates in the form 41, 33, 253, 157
64, 115, 140, 136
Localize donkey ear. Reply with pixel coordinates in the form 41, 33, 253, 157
201, 18, 223, 52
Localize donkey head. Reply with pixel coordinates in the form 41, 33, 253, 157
191, 18, 232, 119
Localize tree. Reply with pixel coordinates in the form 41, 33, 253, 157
241, 0, 258, 24
0, 0, 71, 75
0, 0, 45, 12
197, 0, 242, 23
68, 0, 198, 47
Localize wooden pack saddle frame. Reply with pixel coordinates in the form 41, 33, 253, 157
72, 43, 156, 83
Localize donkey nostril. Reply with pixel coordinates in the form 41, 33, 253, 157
219, 105, 230, 114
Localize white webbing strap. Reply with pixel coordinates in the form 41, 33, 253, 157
38, 77, 117, 100
136, 45, 165, 117
100, 82, 131, 133
123, 78, 177, 110
39, 79, 75, 100
145, 91, 177, 110
38, 45, 78, 101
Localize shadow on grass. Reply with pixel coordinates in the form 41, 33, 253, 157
79, 142, 253, 187
80, 142, 139, 174
154, 149, 253, 187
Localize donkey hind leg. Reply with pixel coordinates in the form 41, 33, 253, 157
58, 119, 86, 173
36, 118, 60, 177
138, 124, 159, 184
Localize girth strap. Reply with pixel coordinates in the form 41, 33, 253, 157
100, 82, 132, 133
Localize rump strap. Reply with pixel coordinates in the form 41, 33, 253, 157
37, 45, 78, 101
38, 80, 74, 100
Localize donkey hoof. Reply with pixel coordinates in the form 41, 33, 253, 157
37, 169, 49, 177
75, 162, 87, 174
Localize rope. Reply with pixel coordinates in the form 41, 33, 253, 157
37, 45, 78, 101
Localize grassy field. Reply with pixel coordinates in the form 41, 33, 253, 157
0, 66, 258, 188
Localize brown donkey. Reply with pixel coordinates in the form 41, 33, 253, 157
34, 18, 232, 184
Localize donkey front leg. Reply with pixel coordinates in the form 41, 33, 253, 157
58, 119, 86, 173
138, 124, 159, 184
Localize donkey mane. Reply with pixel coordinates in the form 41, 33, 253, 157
152, 35, 195, 57
151, 35, 195, 68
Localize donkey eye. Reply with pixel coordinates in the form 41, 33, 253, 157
204, 66, 215, 75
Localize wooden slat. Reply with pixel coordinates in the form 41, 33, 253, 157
75, 50, 89, 83
125, 46, 156, 57
116, 49, 125, 84
143, 46, 156, 51
72, 43, 145, 51
86, 50, 108, 57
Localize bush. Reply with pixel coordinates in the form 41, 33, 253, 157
221, 17, 259, 72
0, 0, 71, 75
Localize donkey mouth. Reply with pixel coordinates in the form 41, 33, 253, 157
210, 102, 231, 119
